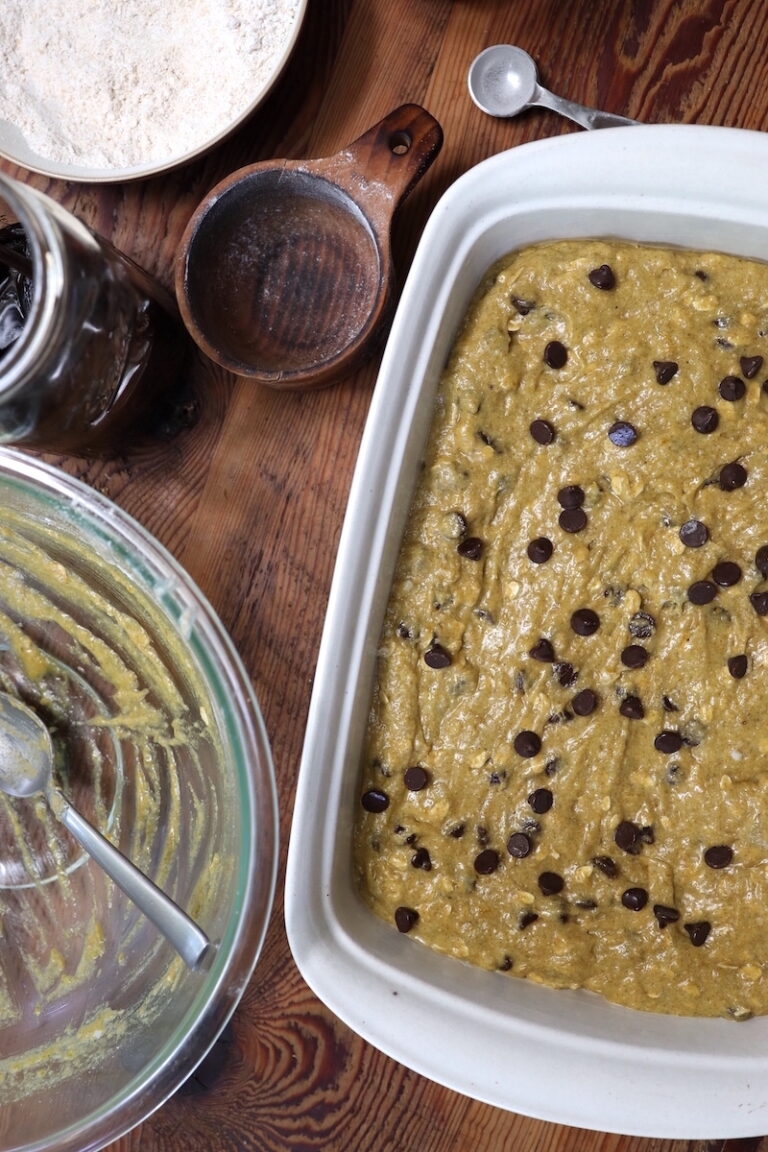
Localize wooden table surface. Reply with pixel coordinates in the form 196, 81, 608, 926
6, 0, 768, 1149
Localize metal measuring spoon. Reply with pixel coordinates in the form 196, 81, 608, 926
468, 44, 639, 129
0, 692, 214, 970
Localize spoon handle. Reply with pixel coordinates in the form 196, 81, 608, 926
51, 790, 214, 970
534, 85, 639, 130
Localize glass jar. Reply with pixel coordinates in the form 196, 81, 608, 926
0, 172, 186, 454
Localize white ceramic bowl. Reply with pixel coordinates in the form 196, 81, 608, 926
0, 1, 307, 183
286, 124, 768, 1140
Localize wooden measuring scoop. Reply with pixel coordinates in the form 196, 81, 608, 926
175, 104, 443, 388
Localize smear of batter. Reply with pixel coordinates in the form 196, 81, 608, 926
0, 506, 223, 1097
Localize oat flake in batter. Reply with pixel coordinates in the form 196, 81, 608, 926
354, 238, 768, 1020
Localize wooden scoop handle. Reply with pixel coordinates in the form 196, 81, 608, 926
308, 104, 443, 236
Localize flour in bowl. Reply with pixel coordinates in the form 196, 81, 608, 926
0, 0, 301, 169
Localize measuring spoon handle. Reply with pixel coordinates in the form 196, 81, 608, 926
534, 85, 640, 130
51, 789, 214, 970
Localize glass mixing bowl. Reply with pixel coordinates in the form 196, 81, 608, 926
0, 449, 278, 1152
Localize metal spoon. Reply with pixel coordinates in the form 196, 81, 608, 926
0, 692, 214, 970
468, 44, 639, 130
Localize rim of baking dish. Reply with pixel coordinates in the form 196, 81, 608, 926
286, 124, 768, 1140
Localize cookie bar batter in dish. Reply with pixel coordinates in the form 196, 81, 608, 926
354, 238, 768, 1019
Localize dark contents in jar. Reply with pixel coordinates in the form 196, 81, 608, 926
0, 224, 33, 357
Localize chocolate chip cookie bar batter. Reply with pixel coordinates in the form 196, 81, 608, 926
354, 238, 768, 1018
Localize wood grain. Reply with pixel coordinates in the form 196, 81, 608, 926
5, 0, 768, 1148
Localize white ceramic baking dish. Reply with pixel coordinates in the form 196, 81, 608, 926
285, 124, 768, 1139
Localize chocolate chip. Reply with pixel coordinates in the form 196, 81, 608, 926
750, 592, 768, 616
684, 920, 711, 946
655, 730, 683, 753
719, 461, 747, 490
621, 887, 648, 911
529, 638, 555, 662
507, 832, 533, 858
615, 820, 643, 854
361, 788, 389, 813
740, 354, 763, 378
687, 580, 717, 605
727, 654, 748, 679
511, 296, 535, 315
474, 848, 500, 875
592, 855, 618, 877
653, 360, 678, 385
679, 519, 709, 548
411, 847, 432, 870
448, 823, 465, 839
514, 730, 541, 758
619, 694, 645, 720
653, 904, 680, 928
527, 536, 553, 563
718, 375, 746, 401
621, 644, 649, 669
691, 405, 719, 433
424, 643, 451, 668
544, 340, 568, 368
559, 508, 588, 533
628, 611, 655, 639
518, 910, 539, 929
572, 688, 598, 716
588, 264, 616, 290
608, 420, 638, 447
570, 608, 600, 636
538, 871, 564, 896
404, 766, 429, 791
528, 787, 554, 814
498, 955, 513, 970
557, 484, 585, 509
704, 844, 733, 869
662, 695, 679, 712
395, 906, 419, 933
756, 545, 768, 577
530, 419, 556, 445
555, 661, 578, 687
458, 536, 483, 559
712, 561, 742, 586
